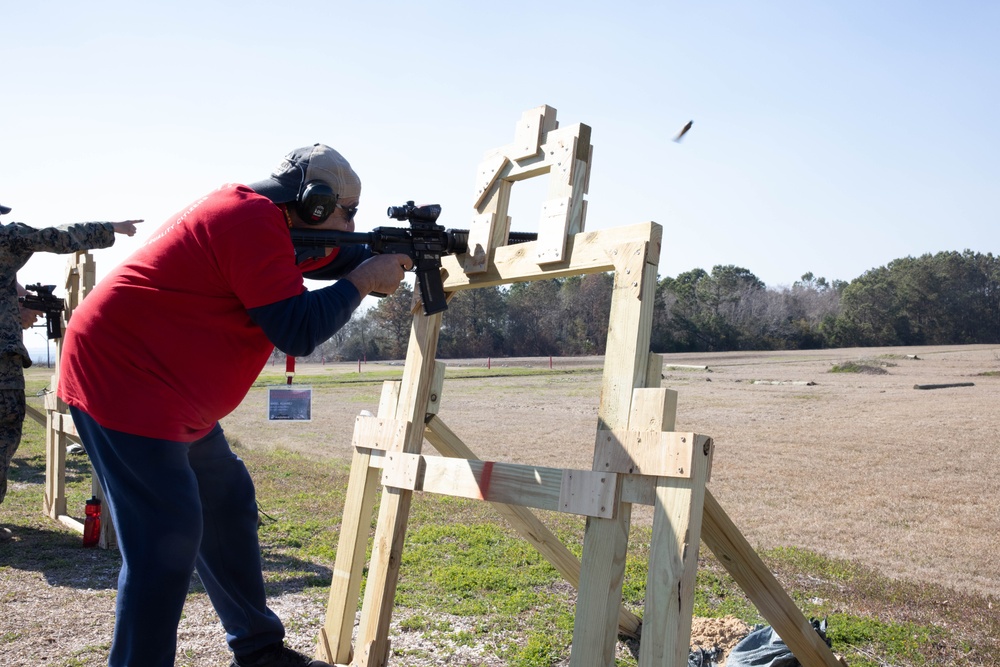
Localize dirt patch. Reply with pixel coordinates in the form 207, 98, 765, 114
690, 616, 752, 665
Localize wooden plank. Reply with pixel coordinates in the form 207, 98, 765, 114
472, 152, 509, 209
426, 363, 446, 416
381, 451, 426, 491
466, 162, 514, 275
702, 490, 843, 667
356, 487, 412, 667
463, 211, 497, 275
443, 222, 661, 291
43, 410, 67, 520
419, 454, 560, 507
559, 469, 616, 518
510, 104, 555, 160
44, 251, 94, 526
318, 381, 408, 663
318, 444, 383, 665
377, 380, 401, 417
354, 311, 443, 667
572, 504, 633, 667
630, 387, 677, 431
351, 415, 408, 452
638, 435, 712, 667
423, 416, 641, 638
532, 127, 579, 266
24, 404, 46, 427
56, 412, 79, 438
379, 450, 618, 519
594, 240, 659, 435
593, 430, 696, 477
644, 352, 664, 390
367, 446, 684, 513
571, 233, 661, 667
57, 514, 84, 533
618, 381, 681, 507
541, 124, 591, 239
535, 196, 572, 265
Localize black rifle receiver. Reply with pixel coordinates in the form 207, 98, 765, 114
290, 201, 537, 315
19, 283, 65, 340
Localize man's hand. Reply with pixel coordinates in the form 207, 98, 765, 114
344, 253, 413, 297
19, 305, 40, 329
110, 220, 143, 236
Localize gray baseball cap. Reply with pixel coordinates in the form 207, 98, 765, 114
248, 143, 361, 204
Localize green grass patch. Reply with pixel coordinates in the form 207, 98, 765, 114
829, 361, 889, 374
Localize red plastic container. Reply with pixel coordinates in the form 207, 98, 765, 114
83, 496, 101, 547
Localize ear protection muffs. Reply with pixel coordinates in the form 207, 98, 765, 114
296, 180, 338, 225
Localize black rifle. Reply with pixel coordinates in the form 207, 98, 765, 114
290, 201, 537, 315
19, 283, 65, 340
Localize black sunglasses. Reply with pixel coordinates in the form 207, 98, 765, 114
336, 203, 358, 221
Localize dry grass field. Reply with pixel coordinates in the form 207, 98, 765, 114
234, 343, 1000, 600
2, 343, 998, 665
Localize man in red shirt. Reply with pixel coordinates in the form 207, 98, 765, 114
59, 144, 411, 667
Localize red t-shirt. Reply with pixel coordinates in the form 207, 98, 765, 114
58, 185, 305, 441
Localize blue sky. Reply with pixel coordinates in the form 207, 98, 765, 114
4, 1, 998, 352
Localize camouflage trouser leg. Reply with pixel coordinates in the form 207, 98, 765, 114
0, 351, 27, 506
0, 389, 26, 505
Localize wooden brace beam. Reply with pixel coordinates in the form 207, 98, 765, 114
375, 448, 618, 519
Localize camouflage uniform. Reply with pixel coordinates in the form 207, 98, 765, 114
0, 221, 116, 504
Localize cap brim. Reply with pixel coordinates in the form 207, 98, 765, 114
246, 177, 299, 204
0, 205, 11, 215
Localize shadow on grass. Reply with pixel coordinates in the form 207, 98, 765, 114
6, 451, 329, 597
258, 552, 333, 596
2, 523, 333, 598
0, 523, 120, 589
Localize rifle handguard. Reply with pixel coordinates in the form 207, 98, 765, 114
289, 202, 537, 315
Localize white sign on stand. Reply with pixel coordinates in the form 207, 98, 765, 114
267, 386, 313, 421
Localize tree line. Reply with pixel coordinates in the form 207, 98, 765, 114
293, 249, 1000, 362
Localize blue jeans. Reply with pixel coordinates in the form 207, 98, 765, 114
70, 407, 284, 666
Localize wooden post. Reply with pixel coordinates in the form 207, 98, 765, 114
42, 390, 68, 521
42, 250, 117, 548
43, 251, 88, 523
352, 312, 442, 667
317, 431, 387, 664
570, 237, 661, 667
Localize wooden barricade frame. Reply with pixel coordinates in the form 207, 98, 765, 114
33, 250, 116, 548
315, 106, 844, 667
